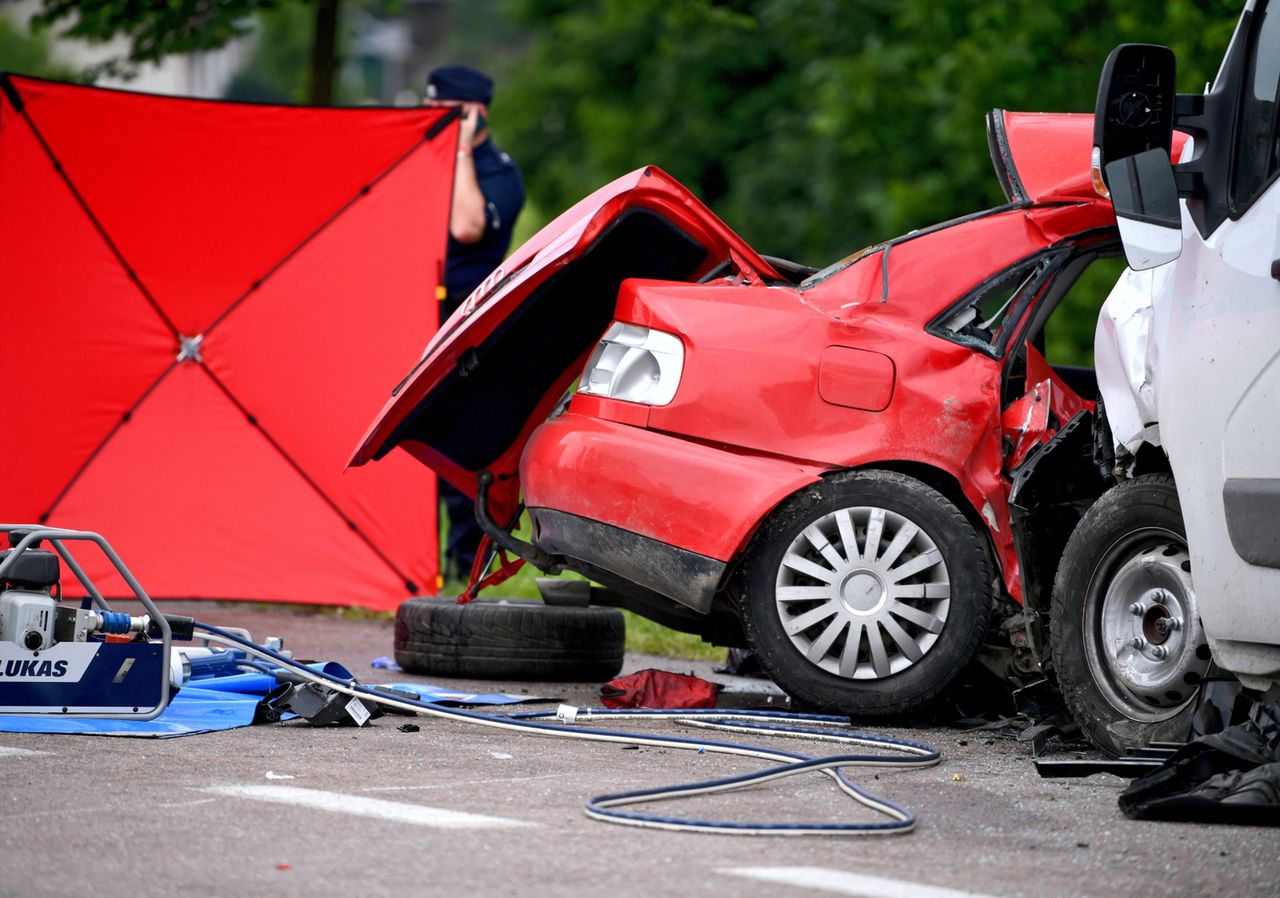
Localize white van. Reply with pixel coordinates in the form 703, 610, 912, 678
1050, 2, 1280, 754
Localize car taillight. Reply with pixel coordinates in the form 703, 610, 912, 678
578, 323, 684, 406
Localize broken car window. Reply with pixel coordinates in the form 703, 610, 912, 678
939, 258, 1049, 352
1046, 257, 1125, 363
1002, 250, 1125, 406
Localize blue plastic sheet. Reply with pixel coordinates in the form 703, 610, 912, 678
184, 672, 277, 694
0, 684, 264, 738
0, 663, 556, 736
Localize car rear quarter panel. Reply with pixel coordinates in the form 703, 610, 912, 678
527, 204, 1112, 598
600, 280, 1020, 595
522, 413, 829, 562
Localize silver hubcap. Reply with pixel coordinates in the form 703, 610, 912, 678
773, 506, 950, 680
1086, 531, 1209, 720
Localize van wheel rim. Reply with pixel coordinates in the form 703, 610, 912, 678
1086, 530, 1209, 721
773, 506, 950, 680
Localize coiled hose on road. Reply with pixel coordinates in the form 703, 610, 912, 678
194, 621, 941, 836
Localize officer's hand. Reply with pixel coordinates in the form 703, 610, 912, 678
459, 106, 480, 149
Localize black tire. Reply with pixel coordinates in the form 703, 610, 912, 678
394, 597, 625, 681
1051, 474, 1209, 756
741, 470, 992, 718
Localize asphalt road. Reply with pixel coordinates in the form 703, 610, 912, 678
1, 602, 1276, 898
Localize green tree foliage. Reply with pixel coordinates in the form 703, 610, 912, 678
30, 0, 343, 104
0, 14, 78, 81
494, 0, 1238, 362
224, 1, 402, 105
224, 3, 317, 103
499, 0, 1238, 267
30, 0, 277, 81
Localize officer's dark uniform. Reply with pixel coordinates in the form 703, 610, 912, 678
442, 140, 524, 319
430, 65, 525, 580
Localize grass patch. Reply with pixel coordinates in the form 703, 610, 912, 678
440, 568, 726, 662
219, 513, 728, 662
619, 610, 726, 661
438, 510, 726, 662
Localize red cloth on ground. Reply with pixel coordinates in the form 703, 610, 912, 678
600, 669, 718, 709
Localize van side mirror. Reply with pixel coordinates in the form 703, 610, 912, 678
1094, 44, 1177, 174
1106, 148, 1182, 270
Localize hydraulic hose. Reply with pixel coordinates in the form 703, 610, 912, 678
192, 621, 940, 836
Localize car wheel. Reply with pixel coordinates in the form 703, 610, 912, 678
740, 470, 993, 718
1051, 474, 1210, 756
394, 597, 625, 682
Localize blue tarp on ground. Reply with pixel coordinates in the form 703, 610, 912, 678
0, 669, 555, 737
0, 683, 264, 737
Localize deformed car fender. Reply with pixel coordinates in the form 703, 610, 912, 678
602, 281, 1021, 599
521, 412, 827, 564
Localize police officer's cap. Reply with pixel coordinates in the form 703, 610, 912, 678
426, 65, 494, 104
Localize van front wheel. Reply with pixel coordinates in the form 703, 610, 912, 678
1051, 474, 1210, 756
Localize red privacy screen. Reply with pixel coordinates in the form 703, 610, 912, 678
0, 74, 455, 609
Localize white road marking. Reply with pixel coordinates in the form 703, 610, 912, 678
720, 867, 1005, 898
202, 784, 532, 829
0, 746, 48, 757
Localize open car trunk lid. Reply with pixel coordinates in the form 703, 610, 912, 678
349, 166, 781, 506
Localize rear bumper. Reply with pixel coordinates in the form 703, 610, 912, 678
530, 508, 723, 613
520, 413, 827, 606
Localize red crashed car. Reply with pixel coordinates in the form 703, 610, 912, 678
353, 111, 1129, 716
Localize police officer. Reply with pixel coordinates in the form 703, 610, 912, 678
425, 65, 525, 580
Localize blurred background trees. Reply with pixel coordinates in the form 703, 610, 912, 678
5, 0, 1242, 359
28, 0, 341, 102
495, 0, 1236, 265
0, 11, 76, 81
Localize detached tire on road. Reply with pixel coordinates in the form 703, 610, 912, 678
1051, 474, 1210, 757
394, 597, 625, 681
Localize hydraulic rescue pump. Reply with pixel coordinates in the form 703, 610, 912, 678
0, 526, 189, 718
